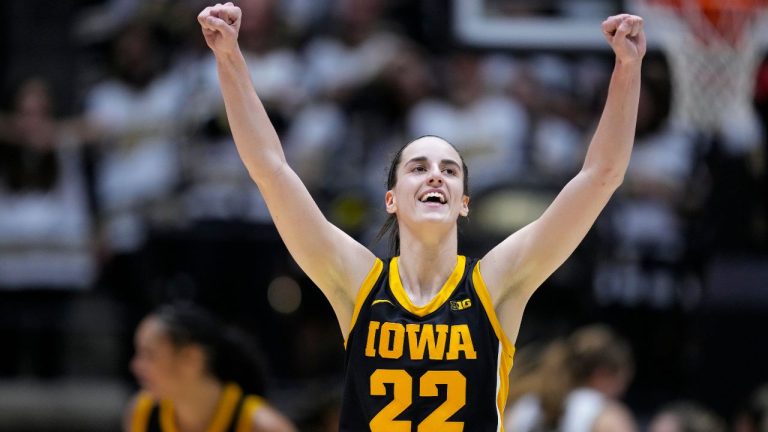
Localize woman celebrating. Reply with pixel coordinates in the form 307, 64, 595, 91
125, 304, 296, 432
197, 3, 645, 431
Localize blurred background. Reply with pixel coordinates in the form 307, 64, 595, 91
0, 0, 767, 430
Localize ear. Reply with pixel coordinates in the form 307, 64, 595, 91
460, 195, 470, 217
385, 190, 397, 214
178, 345, 206, 375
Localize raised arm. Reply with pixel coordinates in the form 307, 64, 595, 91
197, 3, 376, 334
481, 14, 646, 342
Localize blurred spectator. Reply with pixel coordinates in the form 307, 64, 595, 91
593, 74, 700, 309
279, 0, 333, 38
407, 52, 529, 191
303, 0, 399, 102
198, 0, 305, 119
505, 324, 636, 432
527, 55, 617, 182
0, 77, 94, 288
179, 0, 306, 222
648, 401, 727, 432
298, 0, 404, 192
0, 76, 95, 378
353, 41, 434, 190
126, 303, 296, 432
85, 20, 186, 255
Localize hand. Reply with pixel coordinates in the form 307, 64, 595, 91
602, 14, 646, 64
198, 2, 242, 56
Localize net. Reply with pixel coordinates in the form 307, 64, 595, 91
630, 0, 768, 136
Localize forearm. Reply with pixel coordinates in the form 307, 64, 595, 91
582, 60, 642, 186
215, 48, 286, 183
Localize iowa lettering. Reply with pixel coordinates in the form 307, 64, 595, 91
364, 321, 478, 360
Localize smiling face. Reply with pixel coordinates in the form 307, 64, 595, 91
385, 136, 469, 230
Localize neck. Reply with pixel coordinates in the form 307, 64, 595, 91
397, 223, 458, 306
171, 377, 225, 432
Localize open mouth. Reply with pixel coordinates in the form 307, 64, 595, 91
419, 191, 447, 205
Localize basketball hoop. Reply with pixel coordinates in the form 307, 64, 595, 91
631, 0, 768, 138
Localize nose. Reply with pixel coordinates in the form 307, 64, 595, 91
427, 165, 443, 185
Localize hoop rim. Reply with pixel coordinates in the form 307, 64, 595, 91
643, 0, 768, 11
635, 0, 768, 47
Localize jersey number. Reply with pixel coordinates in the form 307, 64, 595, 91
369, 369, 466, 432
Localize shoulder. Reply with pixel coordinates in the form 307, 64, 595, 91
245, 396, 297, 432
592, 401, 637, 432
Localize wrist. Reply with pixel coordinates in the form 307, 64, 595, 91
615, 56, 643, 69
215, 47, 245, 68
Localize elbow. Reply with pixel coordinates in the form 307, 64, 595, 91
584, 165, 625, 190
605, 170, 626, 190
244, 154, 287, 185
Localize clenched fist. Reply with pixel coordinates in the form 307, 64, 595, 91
198, 2, 242, 56
602, 14, 646, 64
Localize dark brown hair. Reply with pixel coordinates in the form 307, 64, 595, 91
0, 77, 59, 192
375, 135, 469, 256
153, 303, 266, 395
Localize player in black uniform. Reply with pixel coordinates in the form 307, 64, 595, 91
125, 304, 295, 432
197, 3, 645, 431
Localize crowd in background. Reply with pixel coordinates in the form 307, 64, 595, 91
1, 0, 767, 431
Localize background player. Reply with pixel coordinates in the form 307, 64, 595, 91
505, 325, 637, 432
125, 304, 296, 432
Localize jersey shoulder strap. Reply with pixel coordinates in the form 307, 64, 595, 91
233, 395, 266, 432
345, 257, 385, 346
129, 392, 161, 432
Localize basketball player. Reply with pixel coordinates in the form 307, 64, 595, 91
505, 325, 637, 431
125, 304, 296, 432
197, 3, 645, 431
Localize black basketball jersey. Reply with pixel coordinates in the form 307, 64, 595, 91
129, 383, 264, 432
340, 256, 515, 432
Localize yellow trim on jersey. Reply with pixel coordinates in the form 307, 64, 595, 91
130, 392, 155, 432
345, 258, 384, 347
160, 398, 176, 432
158, 383, 243, 432
209, 383, 242, 432
472, 261, 515, 358
473, 261, 515, 429
497, 343, 514, 431
235, 395, 266, 432
389, 255, 466, 317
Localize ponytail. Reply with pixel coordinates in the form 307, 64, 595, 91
214, 325, 266, 395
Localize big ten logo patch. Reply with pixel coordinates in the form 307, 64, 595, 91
450, 298, 472, 311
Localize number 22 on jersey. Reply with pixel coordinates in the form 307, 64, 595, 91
369, 369, 466, 432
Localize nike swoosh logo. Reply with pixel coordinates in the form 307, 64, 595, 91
372, 299, 394, 307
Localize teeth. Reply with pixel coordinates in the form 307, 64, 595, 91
420, 192, 446, 203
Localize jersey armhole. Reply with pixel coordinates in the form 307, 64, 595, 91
473, 260, 516, 359
344, 258, 384, 348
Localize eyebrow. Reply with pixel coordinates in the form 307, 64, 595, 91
404, 156, 462, 170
